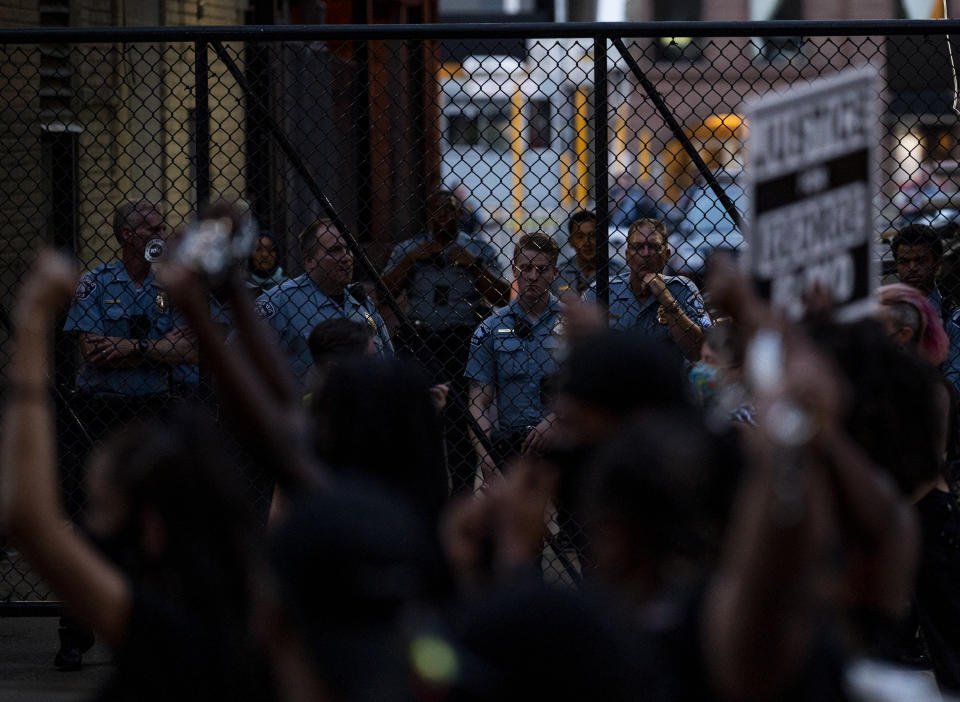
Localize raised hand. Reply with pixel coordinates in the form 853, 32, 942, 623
13, 248, 79, 330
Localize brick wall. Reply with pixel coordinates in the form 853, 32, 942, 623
0, 0, 247, 271
0, 0, 247, 380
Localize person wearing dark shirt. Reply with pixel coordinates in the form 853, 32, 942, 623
890, 223, 960, 392
2, 251, 272, 702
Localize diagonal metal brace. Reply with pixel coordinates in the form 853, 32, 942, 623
209, 41, 405, 324
611, 37, 742, 230
209, 41, 499, 457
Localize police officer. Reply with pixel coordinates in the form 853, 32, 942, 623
554, 210, 627, 296
383, 189, 509, 341
384, 189, 510, 492
65, 201, 197, 400
60, 200, 196, 669
466, 232, 564, 481
584, 218, 710, 362
255, 218, 392, 390
890, 222, 960, 391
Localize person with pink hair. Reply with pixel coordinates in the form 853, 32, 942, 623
877, 282, 950, 366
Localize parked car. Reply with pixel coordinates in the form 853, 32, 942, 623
666, 171, 746, 283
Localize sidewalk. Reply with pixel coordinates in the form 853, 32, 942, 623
0, 616, 113, 702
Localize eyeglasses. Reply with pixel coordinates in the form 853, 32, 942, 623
313, 244, 351, 259
514, 263, 554, 276
627, 241, 665, 254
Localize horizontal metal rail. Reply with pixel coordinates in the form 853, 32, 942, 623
0, 602, 63, 617
0, 19, 959, 44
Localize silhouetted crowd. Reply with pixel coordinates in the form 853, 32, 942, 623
3, 200, 960, 702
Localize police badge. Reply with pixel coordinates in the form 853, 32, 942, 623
656, 305, 668, 325
155, 291, 169, 313
471, 324, 490, 347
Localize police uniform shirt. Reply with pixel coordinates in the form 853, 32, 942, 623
384, 232, 506, 330
465, 297, 564, 433
255, 273, 393, 385
553, 251, 627, 297
64, 262, 194, 396
583, 273, 711, 346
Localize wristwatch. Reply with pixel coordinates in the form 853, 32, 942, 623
138, 338, 149, 357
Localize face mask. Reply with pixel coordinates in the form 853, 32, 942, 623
689, 361, 720, 406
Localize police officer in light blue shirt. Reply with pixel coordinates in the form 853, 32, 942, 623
584, 218, 710, 362
65, 264, 195, 396
60, 201, 198, 666
64, 202, 197, 398
466, 232, 564, 480
553, 209, 627, 297
255, 218, 392, 390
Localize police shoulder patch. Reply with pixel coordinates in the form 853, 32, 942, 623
255, 299, 277, 320
471, 324, 491, 346
74, 273, 97, 301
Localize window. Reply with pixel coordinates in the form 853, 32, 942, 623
921, 125, 956, 161
653, 0, 703, 63
751, 0, 804, 64
528, 98, 551, 149
885, 0, 956, 116
481, 101, 510, 151
756, 36, 803, 62
445, 101, 511, 151
447, 111, 481, 146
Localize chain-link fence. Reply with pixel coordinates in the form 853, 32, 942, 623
2, 20, 960, 605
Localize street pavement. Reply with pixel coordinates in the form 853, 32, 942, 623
0, 616, 113, 701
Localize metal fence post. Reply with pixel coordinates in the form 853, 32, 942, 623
195, 39, 211, 209
353, 0, 372, 242
594, 36, 610, 309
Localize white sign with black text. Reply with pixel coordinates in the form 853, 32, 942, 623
745, 65, 879, 320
